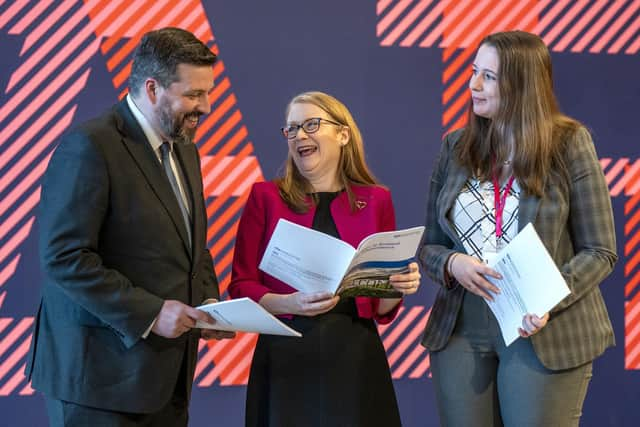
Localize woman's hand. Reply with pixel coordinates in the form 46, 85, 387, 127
389, 262, 421, 295
284, 291, 340, 316
518, 313, 549, 338
449, 253, 501, 301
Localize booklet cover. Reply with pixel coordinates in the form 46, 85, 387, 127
195, 297, 302, 337
485, 223, 571, 346
258, 219, 425, 298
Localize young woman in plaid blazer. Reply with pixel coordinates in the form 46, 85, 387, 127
420, 31, 617, 426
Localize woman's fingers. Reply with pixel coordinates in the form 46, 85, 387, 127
389, 262, 421, 295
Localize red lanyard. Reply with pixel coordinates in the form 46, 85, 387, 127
492, 174, 515, 239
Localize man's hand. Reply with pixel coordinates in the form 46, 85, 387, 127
198, 298, 236, 340
151, 300, 213, 338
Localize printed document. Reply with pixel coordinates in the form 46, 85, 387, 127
258, 219, 425, 298
485, 223, 570, 346
195, 297, 301, 337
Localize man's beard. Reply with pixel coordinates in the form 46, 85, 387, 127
157, 98, 201, 144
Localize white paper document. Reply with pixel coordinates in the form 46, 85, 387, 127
485, 223, 570, 346
195, 297, 301, 337
258, 219, 425, 298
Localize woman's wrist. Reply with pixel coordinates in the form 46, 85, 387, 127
447, 252, 460, 276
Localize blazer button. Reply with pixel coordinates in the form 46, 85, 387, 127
192, 273, 197, 279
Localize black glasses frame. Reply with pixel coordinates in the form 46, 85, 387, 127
280, 117, 343, 139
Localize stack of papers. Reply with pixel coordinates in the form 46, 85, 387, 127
196, 297, 301, 337
485, 223, 571, 345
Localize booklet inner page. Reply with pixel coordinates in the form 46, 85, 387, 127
258, 219, 355, 293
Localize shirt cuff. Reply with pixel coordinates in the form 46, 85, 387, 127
142, 317, 156, 339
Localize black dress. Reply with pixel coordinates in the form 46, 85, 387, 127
245, 192, 402, 427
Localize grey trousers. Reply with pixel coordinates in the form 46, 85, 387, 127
430, 291, 593, 427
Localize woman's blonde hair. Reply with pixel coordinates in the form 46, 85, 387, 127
276, 91, 380, 212
456, 31, 579, 195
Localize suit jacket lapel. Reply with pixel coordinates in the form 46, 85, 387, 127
438, 157, 468, 250
114, 101, 192, 256
518, 191, 541, 232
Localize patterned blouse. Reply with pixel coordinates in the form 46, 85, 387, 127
450, 177, 521, 263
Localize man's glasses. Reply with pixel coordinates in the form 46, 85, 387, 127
281, 117, 343, 140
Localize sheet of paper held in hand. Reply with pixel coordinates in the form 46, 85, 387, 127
485, 223, 570, 346
195, 297, 301, 337
258, 218, 425, 298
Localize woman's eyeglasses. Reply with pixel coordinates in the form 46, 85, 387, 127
281, 117, 343, 139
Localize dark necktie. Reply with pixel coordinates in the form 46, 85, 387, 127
160, 141, 192, 248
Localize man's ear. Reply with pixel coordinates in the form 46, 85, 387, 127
145, 79, 158, 103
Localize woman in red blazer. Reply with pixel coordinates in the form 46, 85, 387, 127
230, 91, 421, 427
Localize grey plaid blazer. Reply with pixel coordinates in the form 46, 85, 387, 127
420, 127, 617, 370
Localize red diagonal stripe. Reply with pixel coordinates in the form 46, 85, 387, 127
625, 184, 640, 215
7, 0, 52, 34
388, 311, 428, 368
420, 0, 469, 47
409, 354, 431, 378
442, 1, 497, 59
100, 1, 149, 53
380, 0, 434, 46
400, 0, 451, 47
377, 0, 395, 16
590, 2, 638, 53
442, 90, 469, 126
200, 333, 257, 386
0, 106, 75, 195
0, 337, 31, 396
0, 218, 35, 266
534, 0, 572, 36
0, 188, 40, 243
203, 133, 251, 196
199, 110, 243, 157
196, 92, 236, 144
377, 0, 414, 37
459, 0, 533, 49
608, 14, 640, 54
382, 306, 423, 350
625, 208, 640, 236
0, 255, 21, 288
554, 0, 608, 52
625, 268, 640, 297
393, 341, 428, 378
6, 0, 103, 92
543, 0, 589, 47
0, 318, 32, 358
625, 229, 640, 256
611, 160, 640, 196
20, 1, 76, 53
0, 0, 29, 30
573, 0, 628, 52
106, 1, 178, 72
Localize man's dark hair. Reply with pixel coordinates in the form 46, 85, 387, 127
128, 27, 217, 96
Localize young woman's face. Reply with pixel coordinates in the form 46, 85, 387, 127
469, 44, 500, 119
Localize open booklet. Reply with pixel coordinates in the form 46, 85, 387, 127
258, 218, 425, 298
484, 223, 571, 346
195, 297, 301, 337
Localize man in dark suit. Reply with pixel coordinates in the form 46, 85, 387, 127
25, 27, 234, 426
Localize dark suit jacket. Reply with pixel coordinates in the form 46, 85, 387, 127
420, 127, 617, 370
229, 181, 400, 324
25, 100, 219, 413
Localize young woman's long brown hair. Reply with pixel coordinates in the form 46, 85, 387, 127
276, 91, 380, 213
456, 31, 579, 196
